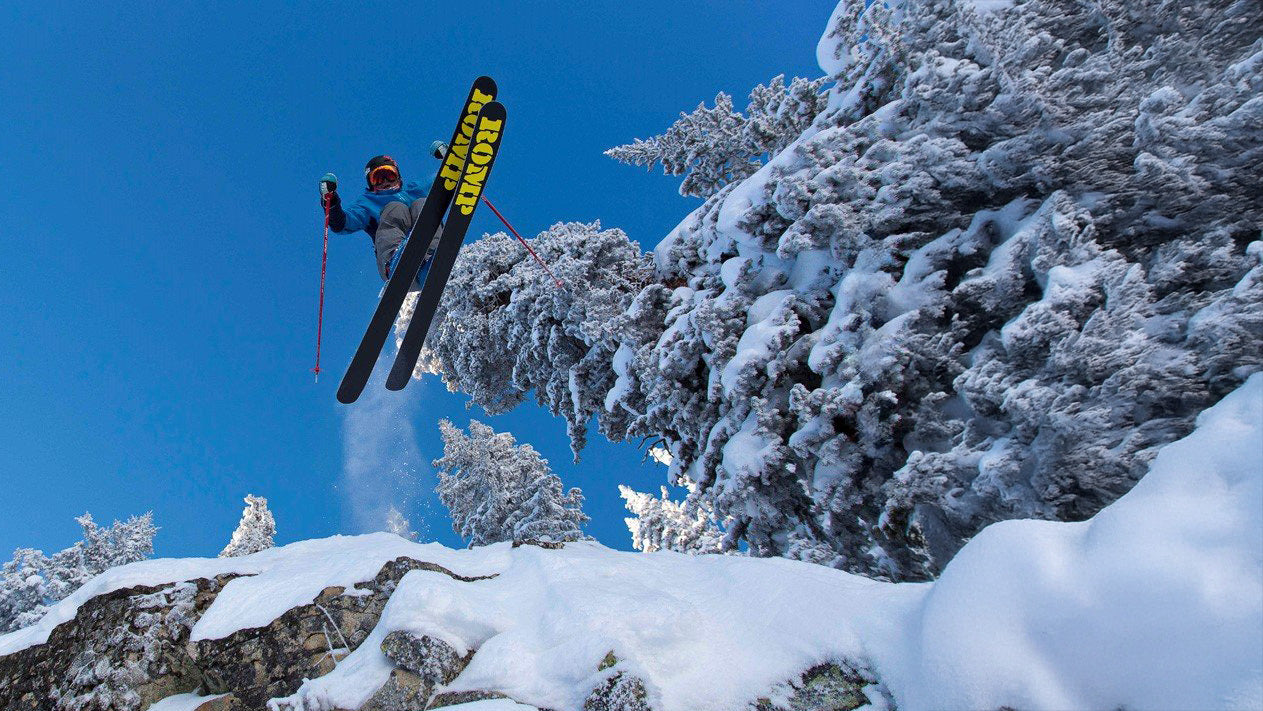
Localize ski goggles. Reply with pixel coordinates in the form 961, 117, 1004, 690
367, 164, 400, 187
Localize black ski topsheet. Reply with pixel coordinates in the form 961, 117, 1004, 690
385, 101, 507, 391
337, 77, 497, 404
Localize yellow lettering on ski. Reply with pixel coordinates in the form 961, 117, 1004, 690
442, 89, 494, 191
454, 112, 501, 215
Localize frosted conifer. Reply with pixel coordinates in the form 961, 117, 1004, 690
418, 0, 1261, 581
434, 419, 589, 547
606, 75, 828, 197
619, 486, 723, 554
0, 512, 157, 633
602, 0, 1263, 578
0, 549, 50, 633
219, 495, 276, 558
415, 222, 652, 458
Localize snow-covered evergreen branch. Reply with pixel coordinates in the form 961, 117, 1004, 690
606, 75, 828, 197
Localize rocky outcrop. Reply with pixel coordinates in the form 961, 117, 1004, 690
0, 574, 240, 711
0, 558, 495, 711
358, 668, 431, 711
358, 631, 473, 710
380, 630, 469, 685
0, 554, 895, 711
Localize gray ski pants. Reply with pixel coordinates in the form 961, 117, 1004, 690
376, 199, 443, 281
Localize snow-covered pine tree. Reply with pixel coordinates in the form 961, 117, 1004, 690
0, 549, 51, 633
396, 0, 1260, 582
416, 222, 653, 457
619, 486, 723, 554
603, 0, 1262, 578
434, 419, 590, 547
0, 512, 157, 633
384, 505, 418, 541
219, 494, 276, 558
605, 75, 828, 198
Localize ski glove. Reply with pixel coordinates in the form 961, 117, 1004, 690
320, 173, 347, 231
320, 173, 338, 197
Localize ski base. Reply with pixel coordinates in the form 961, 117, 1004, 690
336, 77, 497, 404
385, 101, 508, 391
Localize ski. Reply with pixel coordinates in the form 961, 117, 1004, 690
336, 76, 497, 404
385, 101, 507, 391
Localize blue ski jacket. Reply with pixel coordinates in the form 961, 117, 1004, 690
327, 174, 436, 239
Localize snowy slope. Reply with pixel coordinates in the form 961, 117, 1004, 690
5, 377, 1259, 710
280, 375, 1263, 711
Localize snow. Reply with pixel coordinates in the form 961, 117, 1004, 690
604, 343, 636, 413
963, 0, 1015, 14
0, 533, 505, 655
148, 693, 228, 711
193, 535, 505, 642
275, 543, 908, 711
7, 378, 1261, 709
648, 446, 672, 467
897, 373, 1263, 710
815, 1, 853, 77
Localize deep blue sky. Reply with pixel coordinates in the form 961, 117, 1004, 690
0, 2, 834, 558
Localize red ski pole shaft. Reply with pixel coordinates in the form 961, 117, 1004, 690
480, 195, 564, 289
314, 196, 331, 382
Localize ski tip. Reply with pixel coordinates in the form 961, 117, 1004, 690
336, 383, 362, 404
479, 100, 506, 122
475, 75, 497, 95
384, 369, 410, 392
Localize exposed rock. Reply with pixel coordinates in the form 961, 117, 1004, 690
0, 557, 497, 711
584, 671, 652, 711
190, 587, 372, 705
751, 661, 894, 711
193, 693, 246, 710
316, 586, 346, 601
366, 556, 497, 590
512, 539, 566, 550
360, 668, 429, 711
428, 689, 513, 707
192, 557, 491, 708
380, 630, 469, 685
0, 574, 240, 711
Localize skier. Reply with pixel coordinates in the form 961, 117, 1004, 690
319, 155, 439, 280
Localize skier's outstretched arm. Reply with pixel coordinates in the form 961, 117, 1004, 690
319, 173, 372, 234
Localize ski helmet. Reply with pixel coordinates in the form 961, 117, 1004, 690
364, 155, 400, 188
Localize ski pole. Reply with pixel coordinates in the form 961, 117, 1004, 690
313, 193, 331, 382
430, 141, 564, 289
